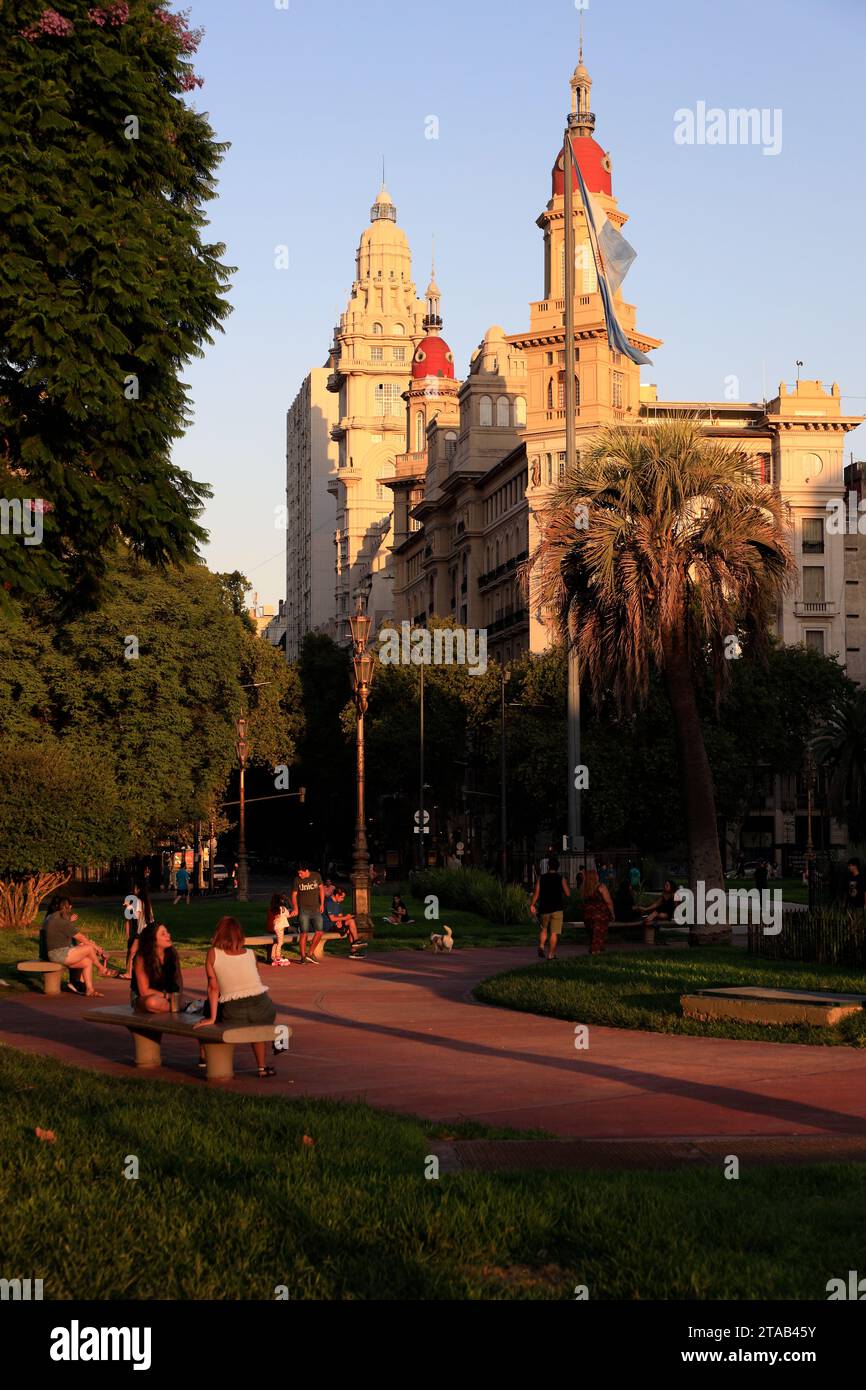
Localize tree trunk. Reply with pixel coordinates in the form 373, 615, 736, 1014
662, 629, 728, 946
0, 873, 72, 931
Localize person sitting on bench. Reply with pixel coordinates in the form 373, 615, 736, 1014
323, 887, 365, 959
642, 880, 679, 927
43, 898, 120, 997
132, 924, 183, 1014
194, 917, 278, 1079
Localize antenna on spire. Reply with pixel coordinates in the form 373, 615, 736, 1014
431, 233, 436, 279
382, 155, 385, 187
579, 9, 584, 62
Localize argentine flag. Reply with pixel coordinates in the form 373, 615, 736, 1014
567, 138, 652, 366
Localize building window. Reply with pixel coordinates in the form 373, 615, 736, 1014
547, 379, 554, 410
371, 346, 383, 363
803, 518, 825, 555
546, 454, 553, 485
496, 396, 510, 427
612, 372, 624, 408
445, 431, 457, 460
372, 323, 383, 335
515, 396, 527, 427
374, 382, 401, 417
393, 323, 405, 335
416, 411, 425, 453
558, 452, 566, 481
803, 567, 825, 603
805, 630, 825, 655
393, 347, 406, 363
480, 396, 493, 427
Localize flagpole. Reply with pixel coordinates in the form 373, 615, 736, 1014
564, 119, 583, 863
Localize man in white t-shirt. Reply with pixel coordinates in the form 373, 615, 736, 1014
122, 887, 145, 978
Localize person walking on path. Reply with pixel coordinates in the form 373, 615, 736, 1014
581, 869, 615, 956
530, 855, 571, 961
173, 862, 191, 906
291, 860, 325, 964
194, 916, 278, 1078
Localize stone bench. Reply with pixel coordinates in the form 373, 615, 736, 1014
84, 1004, 290, 1080
17, 960, 67, 995
245, 932, 343, 963
681, 986, 866, 1028
569, 919, 658, 945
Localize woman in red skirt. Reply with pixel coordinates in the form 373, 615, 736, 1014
582, 868, 615, 955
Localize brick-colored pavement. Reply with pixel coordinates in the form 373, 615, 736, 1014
3, 944, 866, 1147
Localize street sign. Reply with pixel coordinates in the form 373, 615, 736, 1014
414, 826, 431, 836
456, 842, 465, 855
414, 810, 431, 825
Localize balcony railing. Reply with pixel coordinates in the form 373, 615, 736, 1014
477, 552, 529, 588
795, 600, 835, 616
486, 608, 529, 637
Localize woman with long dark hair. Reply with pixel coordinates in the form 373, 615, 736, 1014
266, 892, 292, 966
582, 869, 615, 956
132, 924, 183, 1014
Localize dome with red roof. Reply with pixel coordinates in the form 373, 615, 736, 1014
552, 135, 612, 198
412, 335, 455, 380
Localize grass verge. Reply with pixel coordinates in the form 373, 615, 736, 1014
1, 1045, 865, 1300
474, 948, 866, 1046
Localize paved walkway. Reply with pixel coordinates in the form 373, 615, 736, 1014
3, 944, 866, 1142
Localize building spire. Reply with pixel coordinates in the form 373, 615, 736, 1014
424, 241, 442, 334
569, 29, 595, 134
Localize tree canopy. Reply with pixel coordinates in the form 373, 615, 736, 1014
0, 1, 233, 609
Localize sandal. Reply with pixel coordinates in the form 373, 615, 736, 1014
257, 1066, 276, 1078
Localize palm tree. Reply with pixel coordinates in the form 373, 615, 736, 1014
527, 418, 795, 944
814, 690, 866, 842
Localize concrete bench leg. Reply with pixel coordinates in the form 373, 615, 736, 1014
42, 971, 62, 997
130, 1028, 162, 1068
203, 1042, 235, 1081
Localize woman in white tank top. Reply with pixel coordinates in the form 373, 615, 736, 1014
195, 916, 278, 1077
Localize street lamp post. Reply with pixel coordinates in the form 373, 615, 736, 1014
236, 717, 249, 903
349, 594, 376, 940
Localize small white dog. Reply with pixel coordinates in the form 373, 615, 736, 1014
430, 925, 454, 953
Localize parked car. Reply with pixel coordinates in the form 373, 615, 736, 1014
211, 863, 230, 886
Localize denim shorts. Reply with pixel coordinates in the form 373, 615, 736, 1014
47, 947, 73, 964
297, 911, 322, 933
218, 992, 277, 1027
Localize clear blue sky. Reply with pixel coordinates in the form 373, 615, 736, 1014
176, 0, 866, 607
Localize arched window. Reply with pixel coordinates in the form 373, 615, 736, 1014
415, 410, 425, 453
495, 538, 501, 567
545, 454, 553, 485
372, 323, 383, 336
515, 396, 527, 428
445, 431, 457, 460
547, 379, 554, 410
480, 396, 493, 427
393, 322, 405, 336
496, 396, 510, 427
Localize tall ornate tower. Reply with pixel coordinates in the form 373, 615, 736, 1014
388, 262, 461, 620
508, 50, 662, 650
326, 185, 427, 634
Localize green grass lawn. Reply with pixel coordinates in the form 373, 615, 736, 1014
1, 1044, 865, 1300
475, 948, 866, 1047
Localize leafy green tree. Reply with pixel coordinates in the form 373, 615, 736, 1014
0, 553, 303, 873
528, 419, 796, 943
814, 687, 866, 841
0, 741, 123, 926
0, 1, 232, 609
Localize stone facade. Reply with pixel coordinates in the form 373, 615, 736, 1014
284, 368, 339, 661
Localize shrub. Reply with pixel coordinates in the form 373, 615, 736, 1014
748, 907, 866, 967
410, 869, 530, 925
